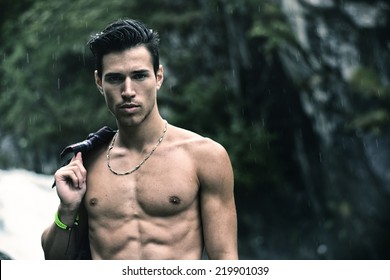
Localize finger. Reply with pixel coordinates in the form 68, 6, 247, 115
56, 164, 86, 188
69, 151, 82, 163
55, 169, 81, 189
69, 153, 77, 162
68, 166, 85, 189
75, 152, 83, 163
68, 152, 87, 181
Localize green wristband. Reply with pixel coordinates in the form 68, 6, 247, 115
55, 211, 79, 230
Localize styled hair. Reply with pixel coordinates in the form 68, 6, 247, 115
87, 18, 160, 78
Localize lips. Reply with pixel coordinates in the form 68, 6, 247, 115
119, 103, 139, 109
118, 103, 141, 113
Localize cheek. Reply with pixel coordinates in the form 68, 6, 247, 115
103, 89, 117, 102
103, 93, 117, 112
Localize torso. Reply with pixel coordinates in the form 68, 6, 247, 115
84, 125, 206, 259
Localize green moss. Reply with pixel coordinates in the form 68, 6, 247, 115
349, 67, 389, 99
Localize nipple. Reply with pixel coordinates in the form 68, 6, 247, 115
89, 198, 98, 206
169, 196, 181, 205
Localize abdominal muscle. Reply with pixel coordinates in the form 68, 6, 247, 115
86, 200, 204, 260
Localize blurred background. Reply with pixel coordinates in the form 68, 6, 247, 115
1, 0, 390, 259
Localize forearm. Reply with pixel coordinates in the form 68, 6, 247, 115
206, 238, 238, 260
208, 251, 238, 260
41, 208, 80, 260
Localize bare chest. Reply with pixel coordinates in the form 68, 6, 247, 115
84, 149, 199, 218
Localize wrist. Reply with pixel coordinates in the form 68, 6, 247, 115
55, 209, 79, 230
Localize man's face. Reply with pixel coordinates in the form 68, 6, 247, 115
95, 46, 163, 127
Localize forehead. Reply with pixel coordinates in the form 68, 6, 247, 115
101, 46, 153, 73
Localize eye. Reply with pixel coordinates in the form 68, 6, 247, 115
132, 73, 148, 81
105, 74, 123, 83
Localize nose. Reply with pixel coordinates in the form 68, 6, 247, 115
121, 77, 135, 98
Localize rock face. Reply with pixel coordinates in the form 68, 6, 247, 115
277, 0, 390, 258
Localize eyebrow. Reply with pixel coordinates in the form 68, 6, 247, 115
104, 73, 121, 78
105, 69, 150, 76
131, 69, 150, 75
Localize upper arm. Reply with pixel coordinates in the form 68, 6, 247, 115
197, 140, 238, 259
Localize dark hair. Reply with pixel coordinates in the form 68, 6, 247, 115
87, 18, 160, 78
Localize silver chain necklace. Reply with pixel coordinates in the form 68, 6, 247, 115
106, 120, 168, 176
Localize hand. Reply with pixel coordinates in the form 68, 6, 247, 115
54, 152, 87, 211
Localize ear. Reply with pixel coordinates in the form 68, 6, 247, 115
156, 65, 164, 91
94, 70, 104, 95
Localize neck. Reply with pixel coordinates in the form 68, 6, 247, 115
107, 118, 168, 176
116, 116, 167, 150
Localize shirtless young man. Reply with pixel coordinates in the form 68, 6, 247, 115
41, 19, 237, 260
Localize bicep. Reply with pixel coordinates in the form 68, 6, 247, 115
199, 143, 238, 259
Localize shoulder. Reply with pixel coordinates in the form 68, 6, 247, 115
83, 141, 111, 170
167, 124, 229, 160
167, 124, 233, 181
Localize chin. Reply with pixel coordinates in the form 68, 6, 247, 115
116, 117, 143, 128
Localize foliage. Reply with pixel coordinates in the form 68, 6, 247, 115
346, 67, 390, 134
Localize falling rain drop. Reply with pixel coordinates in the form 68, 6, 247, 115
26, 53, 30, 64
58, 78, 61, 90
